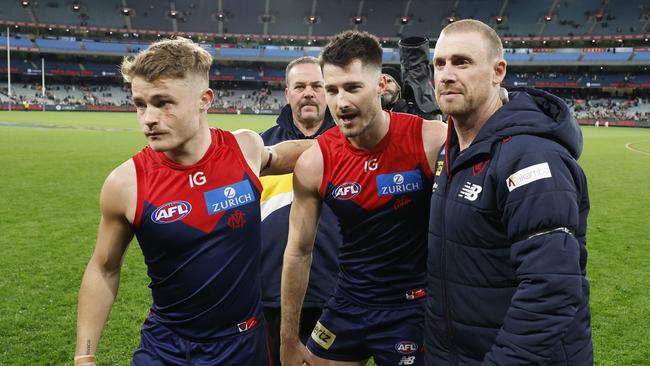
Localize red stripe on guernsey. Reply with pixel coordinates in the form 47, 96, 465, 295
318, 112, 430, 211
133, 153, 145, 228
132, 128, 262, 233
264, 322, 273, 366
445, 116, 454, 177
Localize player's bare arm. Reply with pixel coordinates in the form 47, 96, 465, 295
234, 128, 316, 176
422, 119, 448, 172
280, 144, 324, 366
75, 160, 136, 363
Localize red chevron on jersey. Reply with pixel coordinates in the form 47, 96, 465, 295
318, 112, 433, 210
132, 128, 262, 234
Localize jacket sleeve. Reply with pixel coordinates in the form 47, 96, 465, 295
482, 144, 588, 365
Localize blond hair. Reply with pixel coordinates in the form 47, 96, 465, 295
440, 19, 504, 60
121, 37, 212, 83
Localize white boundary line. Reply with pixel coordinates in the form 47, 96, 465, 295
625, 142, 650, 157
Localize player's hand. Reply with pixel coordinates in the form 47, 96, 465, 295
280, 339, 313, 366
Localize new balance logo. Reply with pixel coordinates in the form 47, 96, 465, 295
398, 356, 416, 365
458, 182, 482, 201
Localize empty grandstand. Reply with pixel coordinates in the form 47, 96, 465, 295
0, 0, 648, 126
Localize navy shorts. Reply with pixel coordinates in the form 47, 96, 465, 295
132, 315, 271, 366
305, 296, 425, 365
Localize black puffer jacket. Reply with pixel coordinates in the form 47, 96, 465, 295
425, 88, 593, 365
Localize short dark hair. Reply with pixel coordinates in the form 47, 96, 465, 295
320, 31, 383, 71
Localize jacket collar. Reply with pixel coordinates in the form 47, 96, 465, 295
275, 104, 335, 139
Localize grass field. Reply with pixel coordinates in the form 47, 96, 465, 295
1, 111, 649, 365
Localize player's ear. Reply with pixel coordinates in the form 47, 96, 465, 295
378, 72, 387, 96
493, 58, 507, 85
200, 88, 214, 110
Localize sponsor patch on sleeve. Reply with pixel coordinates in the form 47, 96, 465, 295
506, 162, 552, 192
311, 321, 336, 350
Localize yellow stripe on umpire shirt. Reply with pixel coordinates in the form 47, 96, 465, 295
259, 173, 294, 221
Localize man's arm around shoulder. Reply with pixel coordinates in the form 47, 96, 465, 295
233, 128, 315, 177
75, 161, 135, 364
280, 144, 324, 366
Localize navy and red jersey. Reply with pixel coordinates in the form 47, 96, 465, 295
131, 128, 264, 341
317, 112, 433, 307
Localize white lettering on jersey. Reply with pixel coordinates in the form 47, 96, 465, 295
364, 158, 378, 172
189, 171, 207, 188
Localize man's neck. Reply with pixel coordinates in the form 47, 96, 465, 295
349, 109, 390, 150
164, 123, 212, 165
294, 118, 323, 137
454, 94, 503, 151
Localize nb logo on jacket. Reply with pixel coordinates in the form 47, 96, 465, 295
458, 182, 482, 201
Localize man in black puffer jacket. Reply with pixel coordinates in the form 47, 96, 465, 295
426, 19, 593, 366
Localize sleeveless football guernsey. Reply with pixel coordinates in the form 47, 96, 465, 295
317, 112, 433, 307
132, 128, 264, 341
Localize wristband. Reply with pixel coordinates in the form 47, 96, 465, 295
74, 354, 96, 366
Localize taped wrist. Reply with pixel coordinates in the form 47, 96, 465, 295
74, 354, 96, 366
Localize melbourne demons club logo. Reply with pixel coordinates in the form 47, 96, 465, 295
227, 209, 247, 229
472, 159, 491, 176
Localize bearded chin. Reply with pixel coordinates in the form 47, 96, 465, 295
381, 93, 398, 110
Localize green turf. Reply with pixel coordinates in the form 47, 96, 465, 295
0, 111, 277, 132
0, 113, 648, 365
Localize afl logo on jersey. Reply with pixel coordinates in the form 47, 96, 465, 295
395, 341, 418, 354
151, 201, 192, 224
333, 182, 361, 200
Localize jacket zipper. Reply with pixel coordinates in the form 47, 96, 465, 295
440, 173, 456, 359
